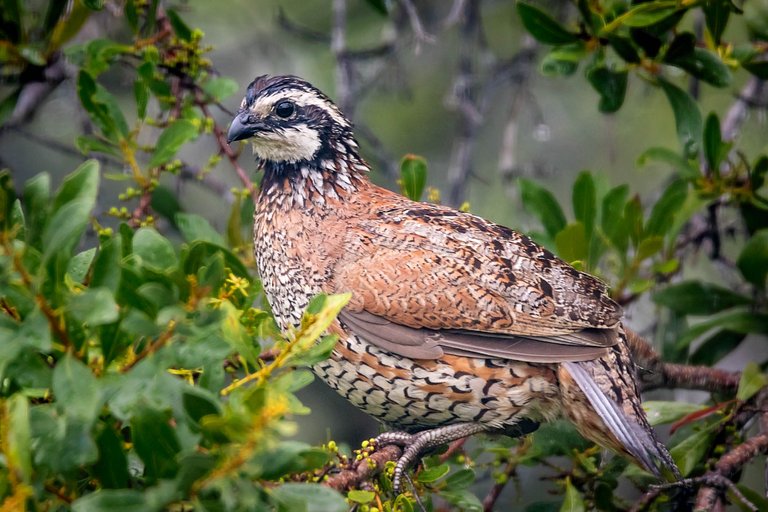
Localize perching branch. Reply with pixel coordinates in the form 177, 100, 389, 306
324, 444, 402, 491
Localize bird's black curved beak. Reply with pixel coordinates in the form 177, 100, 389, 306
227, 113, 261, 144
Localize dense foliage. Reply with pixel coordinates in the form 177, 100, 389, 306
0, 1, 767, 511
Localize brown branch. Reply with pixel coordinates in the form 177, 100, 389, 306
722, 77, 765, 142
625, 329, 740, 393
324, 444, 402, 491
693, 431, 768, 511
482, 458, 517, 512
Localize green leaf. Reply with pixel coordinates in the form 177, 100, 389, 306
555, 222, 588, 264
445, 468, 475, 489
737, 229, 768, 288
67, 248, 96, 283
166, 9, 192, 41
602, 2, 679, 32
441, 489, 483, 511
703, 0, 731, 44
6, 394, 32, 483
572, 171, 596, 236
737, 362, 768, 401
52, 159, 100, 214
131, 404, 181, 482
676, 311, 768, 351
83, 0, 104, 9
400, 154, 427, 201
517, 3, 580, 45
643, 401, 707, 426
203, 77, 239, 101
53, 354, 102, 421
42, 199, 93, 265
75, 135, 120, 157
271, 483, 347, 512
653, 281, 751, 315
520, 178, 567, 238
540, 44, 586, 76
295, 293, 351, 351
91, 235, 122, 292
417, 463, 450, 483
645, 179, 688, 237
690, 330, 746, 366
560, 478, 586, 512
586, 66, 628, 113
93, 423, 129, 488
133, 227, 178, 272
670, 423, 718, 476
636, 236, 663, 261
149, 119, 198, 168
659, 78, 702, 157
669, 48, 732, 88
176, 212, 225, 245
67, 287, 120, 325
72, 490, 147, 512
347, 490, 375, 504
636, 147, 698, 178
134, 78, 149, 119
601, 184, 629, 251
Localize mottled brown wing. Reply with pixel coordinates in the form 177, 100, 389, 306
339, 310, 612, 363
333, 195, 623, 361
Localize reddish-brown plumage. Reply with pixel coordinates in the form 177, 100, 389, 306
229, 75, 679, 488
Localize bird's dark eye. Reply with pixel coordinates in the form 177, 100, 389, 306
274, 101, 295, 118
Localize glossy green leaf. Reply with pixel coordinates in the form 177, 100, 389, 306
636, 147, 698, 178
271, 483, 347, 512
676, 311, 768, 350
737, 229, 768, 288
67, 287, 120, 325
442, 489, 483, 511
203, 77, 239, 101
645, 180, 688, 237
601, 184, 629, 251
669, 48, 732, 88
690, 330, 746, 366
42, 199, 93, 265
643, 401, 707, 426
670, 423, 718, 476
6, 394, 32, 483
555, 222, 588, 264
586, 66, 628, 113
653, 281, 751, 315
93, 423, 129, 488
624, 196, 644, 248
540, 44, 586, 76
659, 78, 702, 157
737, 362, 768, 401
636, 236, 662, 261
602, 2, 678, 31
176, 212, 225, 245
132, 227, 178, 272
166, 9, 192, 41
517, 3, 580, 45
703, 0, 731, 44
572, 171, 596, 235
131, 404, 181, 482
560, 478, 586, 512
53, 354, 102, 421
72, 490, 147, 512
417, 463, 450, 483
520, 179, 567, 238
400, 154, 427, 201
445, 468, 475, 489
347, 490, 375, 504
52, 159, 100, 214
149, 119, 198, 168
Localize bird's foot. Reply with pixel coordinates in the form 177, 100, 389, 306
374, 423, 487, 493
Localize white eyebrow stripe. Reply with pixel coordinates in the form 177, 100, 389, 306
252, 89, 350, 127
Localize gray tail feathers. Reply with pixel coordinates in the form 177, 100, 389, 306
563, 361, 681, 480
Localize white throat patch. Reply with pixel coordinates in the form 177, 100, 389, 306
250, 123, 321, 163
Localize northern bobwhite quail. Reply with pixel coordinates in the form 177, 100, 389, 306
227, 74, 679, 490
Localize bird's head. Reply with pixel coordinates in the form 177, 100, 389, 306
227, 75, 353, 165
